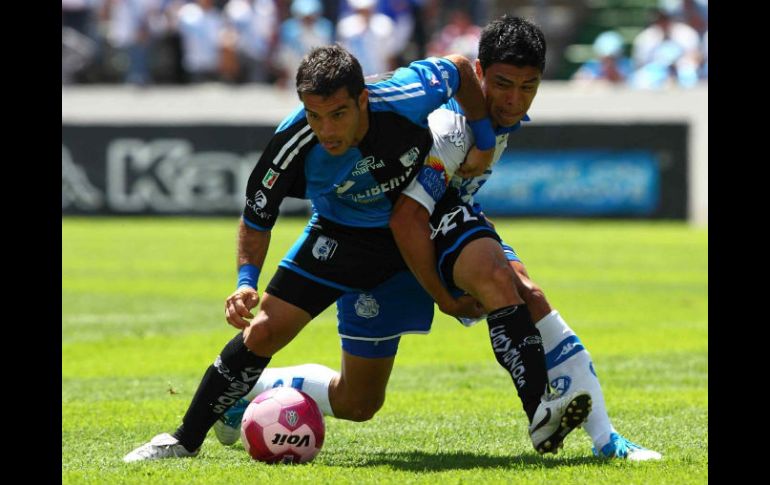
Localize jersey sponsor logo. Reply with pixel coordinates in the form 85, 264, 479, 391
352, 156, 385, 176
447, 129, 466, 150
335, 180, 356, 194
550, 376, 572, 396
399, 147, 420, 167
245, 191, 273, 221
253, 190, 267, 209
354, 293, 380, 318
339, 165, 416, 203
262, 168, 280, 189
312, 235, 338, 261
417, 158, 449, 202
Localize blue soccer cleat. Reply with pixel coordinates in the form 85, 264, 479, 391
592, 432, 662, 461
213, 398, 250, 445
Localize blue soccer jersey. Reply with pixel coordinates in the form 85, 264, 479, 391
242, 57, 461, 230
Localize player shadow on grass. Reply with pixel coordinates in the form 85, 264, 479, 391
351, 450, 605, 471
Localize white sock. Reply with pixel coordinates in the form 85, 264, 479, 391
536, 310, 616, 449
245, 363, 338, 417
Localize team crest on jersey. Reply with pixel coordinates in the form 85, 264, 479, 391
285, 410, 299, 427
399, 147, 420, 167
262, 168, 280, 189
312, 236, 338, 261
354, 293, 379, 318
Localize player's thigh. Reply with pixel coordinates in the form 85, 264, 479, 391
246, 266, 344, 356
453, 237, 523, 308
453, 237, 511, 283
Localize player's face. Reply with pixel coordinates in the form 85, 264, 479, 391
302, 87, 369, 156
476, 61, 541, 128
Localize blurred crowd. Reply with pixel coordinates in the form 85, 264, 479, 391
572, 0, 707, 89
62, 0, 707, 90
62, 0, 489, 87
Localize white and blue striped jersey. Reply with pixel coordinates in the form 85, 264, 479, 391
402, 98, 530, 214
242, 57, 461, 230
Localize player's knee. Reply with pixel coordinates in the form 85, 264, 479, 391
489, 265, 519, 296
334, 392, 385, 422
346, 396, 384, 422
522, 284, 545, 306
242, 322, 275, 356
514, 282, 550, 321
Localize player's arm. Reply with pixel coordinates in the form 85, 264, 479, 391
390, 107, 482, 317
390, 194, 482, 319
225, 119, 307, 329
442, 54, 495, 171
225, 220, 271, 329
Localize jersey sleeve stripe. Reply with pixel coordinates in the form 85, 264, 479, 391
279, 131, 316, 169
272, 124, 313, 167
242, 216, 270, 231
369, 82, 424, 94
370, 90, 427, 103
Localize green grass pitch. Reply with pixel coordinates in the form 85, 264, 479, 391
62, 217, 707, 484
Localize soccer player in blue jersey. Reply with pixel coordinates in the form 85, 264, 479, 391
124, 44, 562, 462
219, 16, 662, 461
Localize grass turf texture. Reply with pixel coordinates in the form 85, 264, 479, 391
62, 217, 708, 484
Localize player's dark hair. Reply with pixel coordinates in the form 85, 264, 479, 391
478, 15, 546, 73
296, 44, 365, 100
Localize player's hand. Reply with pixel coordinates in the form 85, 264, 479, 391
225, 287, 260, 329
439, 295, 485, 319
457, 145, 494, 178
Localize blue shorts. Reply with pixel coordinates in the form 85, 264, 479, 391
336, 270, 434, 358
267, 215, 414, 317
